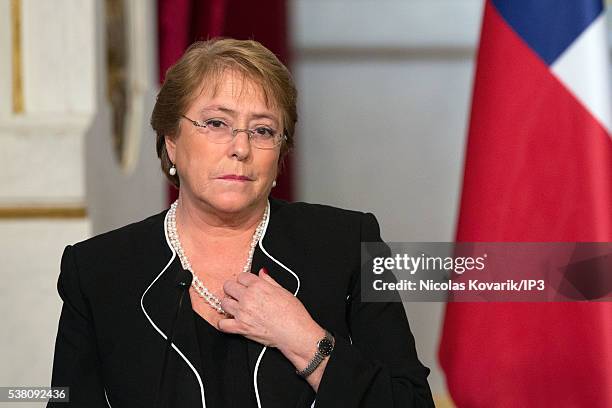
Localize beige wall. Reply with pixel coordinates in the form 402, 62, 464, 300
290, 0, 483, 399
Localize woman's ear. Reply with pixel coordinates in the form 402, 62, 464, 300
165, 135, 177, 163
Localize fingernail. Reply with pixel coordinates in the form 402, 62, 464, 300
261, 267, 268, 275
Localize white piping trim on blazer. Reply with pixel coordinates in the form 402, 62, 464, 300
140, 210, 207, 408
253, 199, 302, 408
104, 388, 112, 407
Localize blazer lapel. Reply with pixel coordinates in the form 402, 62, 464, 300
142, 256, 203, 370
245, 200, 312, 405
140, 201, 313, 407
140, 215, 205, 407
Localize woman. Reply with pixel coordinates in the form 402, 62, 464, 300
49, 38, 433, 408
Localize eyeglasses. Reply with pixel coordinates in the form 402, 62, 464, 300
181, 115, 286, 149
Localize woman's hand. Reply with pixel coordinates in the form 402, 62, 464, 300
218, 268, 328, 391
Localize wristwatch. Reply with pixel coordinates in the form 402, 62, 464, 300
296, 330, 335, 378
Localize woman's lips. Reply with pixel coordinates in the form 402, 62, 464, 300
217, 174, 253, 181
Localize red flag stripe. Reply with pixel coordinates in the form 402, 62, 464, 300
439, 1, 612, 406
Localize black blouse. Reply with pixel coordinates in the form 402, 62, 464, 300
193, 311, 258, 408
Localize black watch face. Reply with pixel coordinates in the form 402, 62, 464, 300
318, 338, 334, 356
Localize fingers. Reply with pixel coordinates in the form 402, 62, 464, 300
223, 279, 247, 300
217, 317, 246, 334
259, 267, 281, 287
233, 268, 281, 289
236, 272, 259, 287
218, 318, 270, 347
217, 267, 298, 350
220, 296, 240, 317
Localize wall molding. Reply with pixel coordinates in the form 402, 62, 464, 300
295, 46, 475, 61
10, 0, 23, 113
0, 206, 87, 219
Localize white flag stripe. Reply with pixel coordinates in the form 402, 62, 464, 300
552, 13, 612, 134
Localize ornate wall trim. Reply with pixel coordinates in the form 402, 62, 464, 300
11, 0, 23, 113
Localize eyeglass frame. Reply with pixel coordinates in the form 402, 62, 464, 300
180, 114, 287, 149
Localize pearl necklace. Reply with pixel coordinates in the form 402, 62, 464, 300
165, 200, 269, 314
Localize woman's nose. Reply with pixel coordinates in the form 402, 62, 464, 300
229, 129, 252, 160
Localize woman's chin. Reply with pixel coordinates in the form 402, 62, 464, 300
205, 192, 264, 215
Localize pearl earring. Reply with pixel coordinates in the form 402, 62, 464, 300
272, 180, 277, 188
169, 164, 177, 176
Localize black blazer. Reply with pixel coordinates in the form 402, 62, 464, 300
49, 198, 433, 407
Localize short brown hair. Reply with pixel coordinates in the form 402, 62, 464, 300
151, 38, 298, 187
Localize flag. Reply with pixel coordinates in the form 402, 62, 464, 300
439, 1, 612, 407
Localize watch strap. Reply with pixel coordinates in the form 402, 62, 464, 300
296, 330, 334, 378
